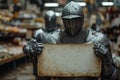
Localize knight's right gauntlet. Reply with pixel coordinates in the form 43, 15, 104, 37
23, 39, 44, 59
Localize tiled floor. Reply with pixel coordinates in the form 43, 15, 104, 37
0, 61, 119, 80
0, 62, 35, 80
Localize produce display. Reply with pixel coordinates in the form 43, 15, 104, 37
0, 44, 25, 65
0, 10, 43, 65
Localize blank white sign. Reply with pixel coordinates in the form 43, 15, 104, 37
38, 44, 101, 77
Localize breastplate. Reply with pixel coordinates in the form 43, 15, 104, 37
41, 29, 61, 44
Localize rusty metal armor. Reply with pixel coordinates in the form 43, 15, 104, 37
59, 1, 118, 80
23, 2, 119, 80
23, 10, 61, 80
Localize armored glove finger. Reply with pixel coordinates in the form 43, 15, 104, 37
29, 42, 44, 62
93, 43, 112, 63
35, 43, 44, 55
30, 42, 44, 56
37, 43, 44, 50
23, 45, 31, 55
94, 43, 108, 57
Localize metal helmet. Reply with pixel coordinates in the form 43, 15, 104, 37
44, 10, 56, 31
61, 1, 84, 36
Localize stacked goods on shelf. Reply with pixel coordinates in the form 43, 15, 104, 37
34, 18, 44, 23
8, 46, 23, 55
18, 18, 44, 29
0, 10, 27, 65
0, 10, 44, 65
0, 25, 27, 34
0, 23, 27, 39
0, 10, 13, 22
0, 10, 27, 37
0, 44, 25, 65
0, 45, 13, 61
19, 22, 43, 29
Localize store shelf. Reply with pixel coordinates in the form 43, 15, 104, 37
15, 53, 25, 60
0, 53, 26, 65
0, 55, 15, 65
0, 46, 26, 65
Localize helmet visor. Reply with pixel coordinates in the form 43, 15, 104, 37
63, 18, 83, 36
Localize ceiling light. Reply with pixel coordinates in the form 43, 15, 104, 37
102, 2, 114, 6
44, 3, 59, 7
77, 2, 86, 6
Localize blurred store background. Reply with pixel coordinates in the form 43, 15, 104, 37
0, 0, 120, 80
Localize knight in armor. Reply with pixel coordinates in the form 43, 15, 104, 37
23, 10, 61, 55
59, 1, 119, 80
23, 10, 61, 80
23, 1, 119, 80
